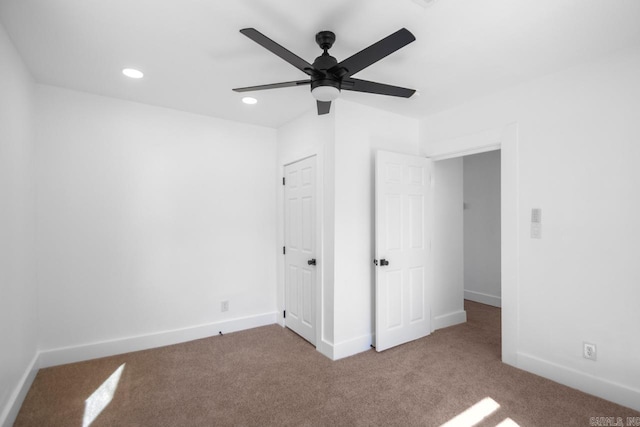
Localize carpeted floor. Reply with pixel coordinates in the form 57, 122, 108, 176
15, 301, 639, 426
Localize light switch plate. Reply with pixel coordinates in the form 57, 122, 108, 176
531, 208, 542, 239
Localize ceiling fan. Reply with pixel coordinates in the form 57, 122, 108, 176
233, 28, 416, 115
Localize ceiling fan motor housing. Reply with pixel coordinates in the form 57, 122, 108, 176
311, 50, 341, 103
311, 54, 340, 88
311, 42, 342, 94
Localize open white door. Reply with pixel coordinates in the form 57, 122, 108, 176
284, 156, 317, 345
375, 150, 432, 352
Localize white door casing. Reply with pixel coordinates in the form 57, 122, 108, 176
375, 150, 432, 352
284, 156, 317, 345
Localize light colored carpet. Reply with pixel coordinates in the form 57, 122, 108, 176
14, 301, 639, 426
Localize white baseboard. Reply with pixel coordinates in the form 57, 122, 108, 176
315, 333, 373, 361
39, 311, 278, 368
433, 310, 467, 330
518, 352, 640, 412
464, 290, 502, 307
332, 334, 373, 360
316, 339, 335, 360
1, 353, 39, 427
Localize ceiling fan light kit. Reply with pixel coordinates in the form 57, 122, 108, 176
233, 28, 416, 115
311, 85, 340, 102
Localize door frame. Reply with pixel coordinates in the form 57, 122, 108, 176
428, 123, 519, 366
277, 153, 324, 353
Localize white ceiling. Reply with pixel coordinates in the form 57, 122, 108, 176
1, 0, 639, 128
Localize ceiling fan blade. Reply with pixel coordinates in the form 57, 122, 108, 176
329, 28, 415, 79
233, 80, 311, 92
240, 28, 317, 77
341, 78, 415, 98
317, 101, 331, 115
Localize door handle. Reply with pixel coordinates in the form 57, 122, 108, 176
380, 259, 389, 266
308, 259, 316, 266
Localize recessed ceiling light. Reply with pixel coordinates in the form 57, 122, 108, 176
242, 97, 258, 105
122, 68, 144, 79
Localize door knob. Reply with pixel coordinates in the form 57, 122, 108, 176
308, 259, 316, 266
380, 259, 389, 266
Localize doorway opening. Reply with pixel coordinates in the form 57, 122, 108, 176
432, 149, 502, 354
462, 150, 502, 353
429, 122, 518, 365
463, 150, 501, 308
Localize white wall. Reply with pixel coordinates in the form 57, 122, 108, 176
333, 100, 419, 356
432, 158, 466, 330
463, 150, 501, 307
0, 23, 38, 426
35, 86, 278, 364
421, 47, 640, 411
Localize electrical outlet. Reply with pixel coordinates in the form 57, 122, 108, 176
221, 300, 229, 312
583, 342, 597, 361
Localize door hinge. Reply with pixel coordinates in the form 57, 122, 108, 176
282, 177, 285, 185
283, 246, 286, 255
283, 310, 286, 318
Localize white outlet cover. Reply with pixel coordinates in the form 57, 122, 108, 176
583, 342, 597, 361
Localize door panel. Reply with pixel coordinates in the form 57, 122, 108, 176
301, 197, 312, 250
375, 151, 432, 352
284, 156, 317, 345
409, 267, 425, 321
409, 195, 424, 248
386, 270, 403, 328
386, 195, 402, 250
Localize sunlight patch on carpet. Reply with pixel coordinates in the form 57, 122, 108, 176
440, 397, 500, 427
495, 418, 520, 426
82, 363, 125, 427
